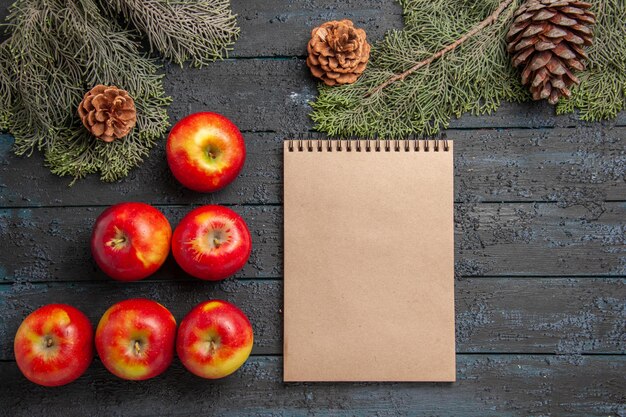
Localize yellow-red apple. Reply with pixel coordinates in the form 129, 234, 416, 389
14, 304, 93, 386
95, 299, 176, 380
177, 300, 253, 379
172, 205, 252, 281
91, 202, 171, 281
166, 112, 245, 192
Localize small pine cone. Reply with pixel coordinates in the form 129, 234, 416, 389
306, 19, 371, 86
506, 0, 596, 105
78, 85, 137, 142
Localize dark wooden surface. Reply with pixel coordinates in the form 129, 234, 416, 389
0, 0, 625, 416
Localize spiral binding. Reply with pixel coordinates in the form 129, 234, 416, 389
287, 133, 449, 152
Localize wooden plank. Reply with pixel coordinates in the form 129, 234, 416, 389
230, 0, 404, 57
0, 278, 624, 360
0, 202, 624, 283
454, 201, 626, 277
163, 59, 626, 131
0, 280, 281, 358
0, 205, 281, 282
453, 126, 626, 203
0, 355, 623, 416
163, 59, 313, 133
1, 127, 624, 207
0, 133, 282, 207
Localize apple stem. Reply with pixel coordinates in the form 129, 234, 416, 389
209, 340, 216, 355
108, 227, 128, 248
134, 340, 141, 355
213, 238, 221, 249
45, 337, 53, 348
109, 236, 126, 246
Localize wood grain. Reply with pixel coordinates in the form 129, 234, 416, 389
0, 278, 624, 360
231, 0, 404, 57
1, 127, 624, 207
0, 202, 624, 283
1, 355, 624, 417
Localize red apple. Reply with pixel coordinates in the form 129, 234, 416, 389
14, 304, 93, 387
166, 112, 245, 192
177, 300, 253, 379
91, 202, 172, 281
96, 299, 176, 380
172, 205, 252, 280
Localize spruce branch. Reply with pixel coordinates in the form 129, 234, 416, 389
1, 0, 171, 182
366, 0, 514, 97
98, 0, 240, 66
0, 42, 12, 129
310, 0, 626, 138
311, 0, 527, 138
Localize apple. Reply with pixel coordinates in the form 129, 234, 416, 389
91, 202, 172, 281
172, 205, 252, 281
166, 112, 245, 192
14, 304, 93, 387
96, 299, 176, 380
177, 300, 253, 379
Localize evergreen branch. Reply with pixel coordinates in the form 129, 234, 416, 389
311, 0, 526, 138
98, 0, 240, 66
0, 42, 12, 129
310, 0, 625, 138
2, 0, 171, 182
366, 0, 514, 97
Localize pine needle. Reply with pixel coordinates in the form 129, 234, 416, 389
310, 0, 626, 137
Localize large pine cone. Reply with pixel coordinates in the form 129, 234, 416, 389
506, 0, 595, 104
306, 19, 371, 86
78, 85, 137, 142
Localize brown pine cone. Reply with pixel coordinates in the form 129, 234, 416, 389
506, 0, 596, 104
78, 85, 137, 142
306, 19, 371, 86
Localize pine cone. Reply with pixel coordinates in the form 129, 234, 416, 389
306, 19, 371, 86
78, 85, 137, 142
506, 0, 595, 105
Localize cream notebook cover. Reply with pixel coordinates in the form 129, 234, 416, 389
283, 138, 455, 382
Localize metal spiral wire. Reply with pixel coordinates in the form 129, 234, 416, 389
287, 133, 450, 152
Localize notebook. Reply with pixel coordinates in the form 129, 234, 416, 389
283, 137, 455, 382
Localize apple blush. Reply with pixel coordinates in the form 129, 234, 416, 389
14, 304, 94, 387
166, 112, 245, 192
91, 202, 172, 282
95, 299, 176, 381
172, 205, 252, 281
177, 300, 254, 379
